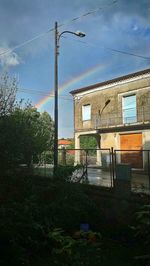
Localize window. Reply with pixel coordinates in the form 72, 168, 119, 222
122, 94, 137, 123
82, 104, 91, 121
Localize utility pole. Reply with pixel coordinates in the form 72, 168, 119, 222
53, 21, 85, 175
54, 21, 58, 174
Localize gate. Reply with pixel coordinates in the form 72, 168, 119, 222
113, 149, 150, 193
35, 148, 150, 193
58, 148, 113, 187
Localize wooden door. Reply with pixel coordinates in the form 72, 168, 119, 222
120, 133, 143, 168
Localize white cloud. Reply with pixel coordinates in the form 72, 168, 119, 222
0, 47, 21, 67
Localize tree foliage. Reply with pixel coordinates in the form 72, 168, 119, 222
0, 73, 18, 116
0, 107, 54, 176
80, 136, 97, 149
68, 136, 97, 150
0, 73, 54, 176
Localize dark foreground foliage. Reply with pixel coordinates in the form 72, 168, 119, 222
0, 175, 149, 265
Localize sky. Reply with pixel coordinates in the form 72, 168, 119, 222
0, 0, 150, 138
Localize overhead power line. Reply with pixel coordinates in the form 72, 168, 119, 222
0, 0, 117, 57
2, 1, 149, 61
18, 87, 72, 97
59, 0, 118, 27
105, 47, 150, 60
70, 38, 150, 60
0, 29, 52, 57
18, 89, 73, 100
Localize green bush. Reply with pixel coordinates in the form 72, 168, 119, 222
53, 164, 83, 182
132, 204, 150, 246
48, 228, 102, 265
0, 177, 101, 265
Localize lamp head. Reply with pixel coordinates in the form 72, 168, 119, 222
105, 99, 111, 106
75, 31, 86, 37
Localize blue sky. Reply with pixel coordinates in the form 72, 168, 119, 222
0, 0, 150, 138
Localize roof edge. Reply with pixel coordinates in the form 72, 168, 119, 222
70, 68, 150, 95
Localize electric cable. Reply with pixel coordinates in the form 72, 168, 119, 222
0, 0, 118, 57
68, 38, 150, 60
17, 89, 73, 100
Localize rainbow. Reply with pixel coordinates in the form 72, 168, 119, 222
35, 63, 107, 110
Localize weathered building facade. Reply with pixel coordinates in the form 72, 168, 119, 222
70, 68, 150, 168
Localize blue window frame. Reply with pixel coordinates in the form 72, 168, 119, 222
122, 94, 137, 123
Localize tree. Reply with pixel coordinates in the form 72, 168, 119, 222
18, 107, 54, 167
12, 107, 54, 168
0, 72, 18, 116
0, 106, 54, 176
0, 73, 54, 176
80, 136, 97, 149
68, 137, 97, 150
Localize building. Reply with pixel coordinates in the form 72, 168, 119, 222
70, 68, 150, 169
58, 139, 72, 149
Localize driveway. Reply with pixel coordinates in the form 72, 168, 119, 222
87, 167, 150, 194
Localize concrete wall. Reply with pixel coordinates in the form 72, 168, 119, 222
101, 133, 117, 149
143, 130, 150, 150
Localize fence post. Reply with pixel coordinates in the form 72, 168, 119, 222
85, 150, 88, 178
111, 147, 115, 187
95, 134, 101, 166
62, 147, 66, 165
148, 151, 150, 190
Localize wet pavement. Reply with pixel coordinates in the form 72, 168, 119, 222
87, 167, 150, 194
87, 168, 112, 187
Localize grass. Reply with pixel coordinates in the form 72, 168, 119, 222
33, 166, 53, 177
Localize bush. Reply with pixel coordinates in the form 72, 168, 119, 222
53, 164, 84, 182
0, 177, 101, 265
47, 228, 102, 265
132, 204, 150, 247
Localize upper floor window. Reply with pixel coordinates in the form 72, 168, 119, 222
122, 94, 137, 123
82, 104, 91, 121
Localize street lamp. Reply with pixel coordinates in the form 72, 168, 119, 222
54, 21, 85, 174
98, 99, 111, 118
96, 99, 111, 167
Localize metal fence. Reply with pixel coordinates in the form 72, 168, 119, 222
58, 148, 113, 187
94, 107, 150, 128
33, 151, 54, 178
33, 148, 150, 194
113, 149, 150, 193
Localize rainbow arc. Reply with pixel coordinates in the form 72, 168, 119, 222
35, 63, 107, 110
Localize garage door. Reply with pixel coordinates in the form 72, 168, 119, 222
120, 133, 143, 168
